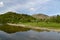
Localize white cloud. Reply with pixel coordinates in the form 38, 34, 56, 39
0, 0, 51, 14
1, 4, 21, 13
29, 8, 36, 11
0, 2, 4, 7
23, 0, 50, 11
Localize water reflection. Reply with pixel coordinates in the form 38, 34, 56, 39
0, 25, 31, 33
0, 25, 60, 40
0, 25, 46, 33
0, 30, 60, 40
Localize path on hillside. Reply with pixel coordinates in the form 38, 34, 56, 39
7, 23, 60, 32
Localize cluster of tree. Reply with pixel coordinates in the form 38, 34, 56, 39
47, 15, 60, 23
0, 12, 60, 24
33, 14, 60, 23
37, 15, 60, 23
0, 12, 36, 24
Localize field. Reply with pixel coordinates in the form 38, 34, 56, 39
23, 22, 60, 29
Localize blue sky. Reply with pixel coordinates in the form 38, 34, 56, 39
0, 0, 60, 16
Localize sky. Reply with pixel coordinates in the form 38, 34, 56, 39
0, 0, 60, 16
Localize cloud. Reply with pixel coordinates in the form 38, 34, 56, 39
6, 0, 50, 9
0, 0, 51, 14
29, 8, 35, 11
0, 2, 4, 7
0, 4, 22, 14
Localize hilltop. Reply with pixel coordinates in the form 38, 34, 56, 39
0, 12, 60, 31
0, 12, 36, 24
32, 13, 49, 20
0, 12, 60, 24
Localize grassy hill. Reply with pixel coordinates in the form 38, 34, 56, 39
0, 12, 36, 24
0, 12, 60, 29
0, 12, 60, 24
32, 14, 49, 19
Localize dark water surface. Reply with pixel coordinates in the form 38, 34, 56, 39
0, 30, 60, 40
0, 25, 60, 40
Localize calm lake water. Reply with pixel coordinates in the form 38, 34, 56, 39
0, 25, 60, 40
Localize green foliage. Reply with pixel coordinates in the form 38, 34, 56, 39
23, 22, 60, 29
48, 15, 60, 23
0, 12, 36, 24
56, 15, 60, 23
0, 11, 60, 24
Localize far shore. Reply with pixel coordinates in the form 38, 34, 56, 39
7, 23, 60, 32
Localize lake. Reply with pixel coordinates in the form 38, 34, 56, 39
0, 25, 60, 40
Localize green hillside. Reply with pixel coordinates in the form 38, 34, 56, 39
0, 12, 36, 24
0, 12, 60, 24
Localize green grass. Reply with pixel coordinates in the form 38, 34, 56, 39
23, 22, 60, 29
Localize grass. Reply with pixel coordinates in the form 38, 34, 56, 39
0, 22, 60, 33
23, 22, 60, 29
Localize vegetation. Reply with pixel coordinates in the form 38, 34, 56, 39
0, 12, 36, 24
0, 12, 60, 29
48, 15, 60, 23
24, 14, 60, 29
23, 22, 60, 29
0, 24, 30, 33
32, 13, 48, 20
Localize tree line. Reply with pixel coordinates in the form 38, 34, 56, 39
0, 12, 60, 24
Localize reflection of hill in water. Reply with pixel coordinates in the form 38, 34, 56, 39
0, 25, 31, 33
0, 24, 49, 34
0, 30, 59, 40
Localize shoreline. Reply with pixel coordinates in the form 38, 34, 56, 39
7, 23, 60, 32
